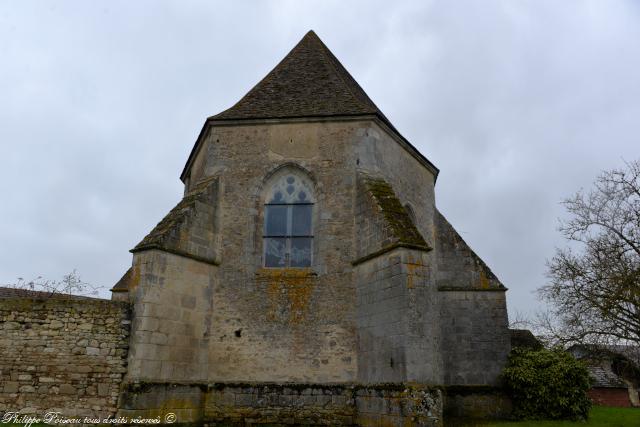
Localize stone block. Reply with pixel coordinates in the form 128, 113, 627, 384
3, 381, 19, 393
86, 347, 100, 356
59, 384, 77, 395
97, 383, 110, 397
49, 320, 64, 329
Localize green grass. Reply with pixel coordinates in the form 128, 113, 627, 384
464, 406, 639, 427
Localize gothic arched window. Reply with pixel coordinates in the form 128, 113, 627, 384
263, 172, 314, 267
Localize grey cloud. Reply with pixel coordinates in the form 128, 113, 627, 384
1, 1, 639, 320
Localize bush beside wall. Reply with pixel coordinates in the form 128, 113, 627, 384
502, 348, 591, 420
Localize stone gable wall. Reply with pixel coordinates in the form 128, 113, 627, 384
0, 297, 130, 418
177, 120, 362, 383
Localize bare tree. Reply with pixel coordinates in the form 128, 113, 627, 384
539, 159, 640, 346
4, 270, 102, 298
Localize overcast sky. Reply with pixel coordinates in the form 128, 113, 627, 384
1, 1, 639, 320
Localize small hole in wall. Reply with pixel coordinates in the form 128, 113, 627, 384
356, 158, 360, 165
234, 329, 242, 338
390, 357, 394, 368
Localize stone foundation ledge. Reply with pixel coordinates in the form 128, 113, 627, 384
117, 381, 443, 426
442, 385, 512, 421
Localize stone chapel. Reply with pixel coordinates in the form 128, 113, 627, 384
111, 30, 511, 425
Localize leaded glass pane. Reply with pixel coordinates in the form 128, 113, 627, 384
290, 237, 312, 267
267, 173, 314, 204
291, 205, 312, 236
264, 171, 315, 267
264, 238, 287, 267
265, 205, 287, 236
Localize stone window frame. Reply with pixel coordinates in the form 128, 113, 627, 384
260, 164, 317, 269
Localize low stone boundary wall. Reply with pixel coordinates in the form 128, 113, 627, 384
118, 382, 443, 426
0, 297, 131, 418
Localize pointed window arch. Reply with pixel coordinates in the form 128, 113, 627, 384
263, 170, 314, 267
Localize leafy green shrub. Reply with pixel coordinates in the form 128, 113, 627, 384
501, 347, 592, 420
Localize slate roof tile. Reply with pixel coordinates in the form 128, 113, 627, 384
210, 30, 392, 128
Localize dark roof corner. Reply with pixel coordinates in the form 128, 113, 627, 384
509, 329, 543, 350
110, 267, 132, 293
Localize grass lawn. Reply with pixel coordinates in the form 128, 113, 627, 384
467, 406, 639, 427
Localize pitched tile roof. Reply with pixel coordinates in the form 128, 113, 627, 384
180, 30, 439, 182
110, 267, 132, 293
586, 364, 628, 388
210, 30, 392, 127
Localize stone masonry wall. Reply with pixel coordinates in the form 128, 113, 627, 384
439, 291, 510, 386
0, 297, 130, 418
435, 207, 510, 387
185, 121, 362, 383
355, 252, 411, 383
355, 248, 442, 385
118, 381, 443, 426
126, 249, 215, 383
354, 122, 437, 250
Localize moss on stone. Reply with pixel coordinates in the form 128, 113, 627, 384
359, 174, 429, 248
132, 176, 218, 254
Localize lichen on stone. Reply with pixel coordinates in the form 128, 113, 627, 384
255, 268, 316, 324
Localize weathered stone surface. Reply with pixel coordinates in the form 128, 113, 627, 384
0, 298, 130, 418
86, 346, 100, 356
0, 31, 518, 426
113, 30, 511, 424
118, 382, 442, 426
3, 381, 19, 393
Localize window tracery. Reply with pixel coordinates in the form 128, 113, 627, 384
263, 171, 314, 267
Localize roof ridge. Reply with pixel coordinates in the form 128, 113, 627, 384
180, 31, 440, 183
208, 30, 380, 122
208, 34, 308, 121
